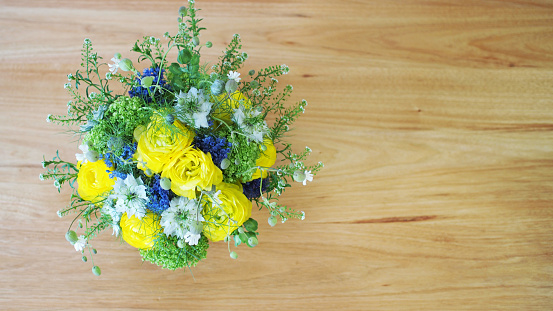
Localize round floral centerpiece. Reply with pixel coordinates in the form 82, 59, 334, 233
41, 1, 322, 276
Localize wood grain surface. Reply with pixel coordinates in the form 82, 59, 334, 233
1, 0, 552, 310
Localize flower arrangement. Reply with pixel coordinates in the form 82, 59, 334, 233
41, 1, 322, 276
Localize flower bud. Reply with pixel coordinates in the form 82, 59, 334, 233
211, 79, 224, 95
85, 150, 99, 163
248, 70, 255, 76
118, 58, 134, 72
225, 80, 238, 93
177, 239, 185, 248
65, 231, 78, 244
293, 170, 306, 183
165, 114, 175, 125
82, 256, 87, 262
230, 251, 238, 259
192, 37, 200, 46
247, 236, 258, 247
205, 41, 212, 48
92, 266, 101, 276
220, 158, 230, 169
268, 216, 277, 227
249, 80, 259, 89
141, 76, 154, 88
160, 177, 171, 190
114, 53, 121, 60
179, 6, 187, 16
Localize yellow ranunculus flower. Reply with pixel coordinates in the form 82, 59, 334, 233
135, 116, 194, 174
77, 160, 114, 202
120, 212, 162, 249
211, 91, 252, 124
250, 137, 277, 180
161, 147, 223, 199
202, 182, 252, 242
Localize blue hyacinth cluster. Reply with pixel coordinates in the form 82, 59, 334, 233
194, 135, 232, 168
129, 67, 169, 103
146, 175, 172, 214
242, 177, 269, 200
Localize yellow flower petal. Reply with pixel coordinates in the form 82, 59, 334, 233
202, 182, 252, 242
120, 212, 162, 249
161, 148, 223, 199
76, 160, 114, 202
135, 116, 194, 174
251, 136, 277, 180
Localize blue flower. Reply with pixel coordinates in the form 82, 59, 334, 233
242, 177, 269, 200
146, 175, 172, 214
129, 67, 169, 103
103, 143, 138, 179
193, 135, 231, 168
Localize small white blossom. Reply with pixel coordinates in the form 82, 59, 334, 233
75, 143, 89, 163
113, 174, 149, 219
293, 170, 314, 186
108, 57, 121, 74
184, 231, 201, 245
303, 171, 314, 185
174, 87, 213, 128
161, 197, 204, 244
232, 105, 268, 143
227, 71, 241, 83
102, 198, 122, 236
74, 235, 87, 252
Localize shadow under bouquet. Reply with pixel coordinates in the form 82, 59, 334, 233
41, 1, 322, 276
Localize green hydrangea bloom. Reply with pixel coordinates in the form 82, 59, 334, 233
85, 96, 151, 155
139, 235, 209, 270
223, 133, 260, 183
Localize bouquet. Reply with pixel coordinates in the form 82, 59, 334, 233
41, 1, 322, 276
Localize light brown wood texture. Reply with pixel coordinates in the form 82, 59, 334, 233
1, 0, 552, 310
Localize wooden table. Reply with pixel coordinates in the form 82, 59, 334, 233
1, 0, 552, 310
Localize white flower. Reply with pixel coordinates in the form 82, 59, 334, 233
74, 235, 87, 252
227, 71, 241, 83
101, 197, 122, 236
232, 105, 247, 126
192, 99, 212, 128
112, 224, 121, 237
302, 171, 314, 185
174, 88, 213, 128
75, 143, 89, 163
160, 197, 204, 242
232, 105, 268, 143
293, 170, 314, 186
113, 174, 149, 219
108, 57, 120, 74
184, 231, 201, 245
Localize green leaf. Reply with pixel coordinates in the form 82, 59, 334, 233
243, 218, 258, 232
190, 54, 200, 65
177, 49, 192, 64
239, 232, 248, 244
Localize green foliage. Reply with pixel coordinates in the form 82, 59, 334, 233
40, 151, 79, 192
223, 132, 260, 183
140, 235, 209, 270
85, 96, 151, 155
